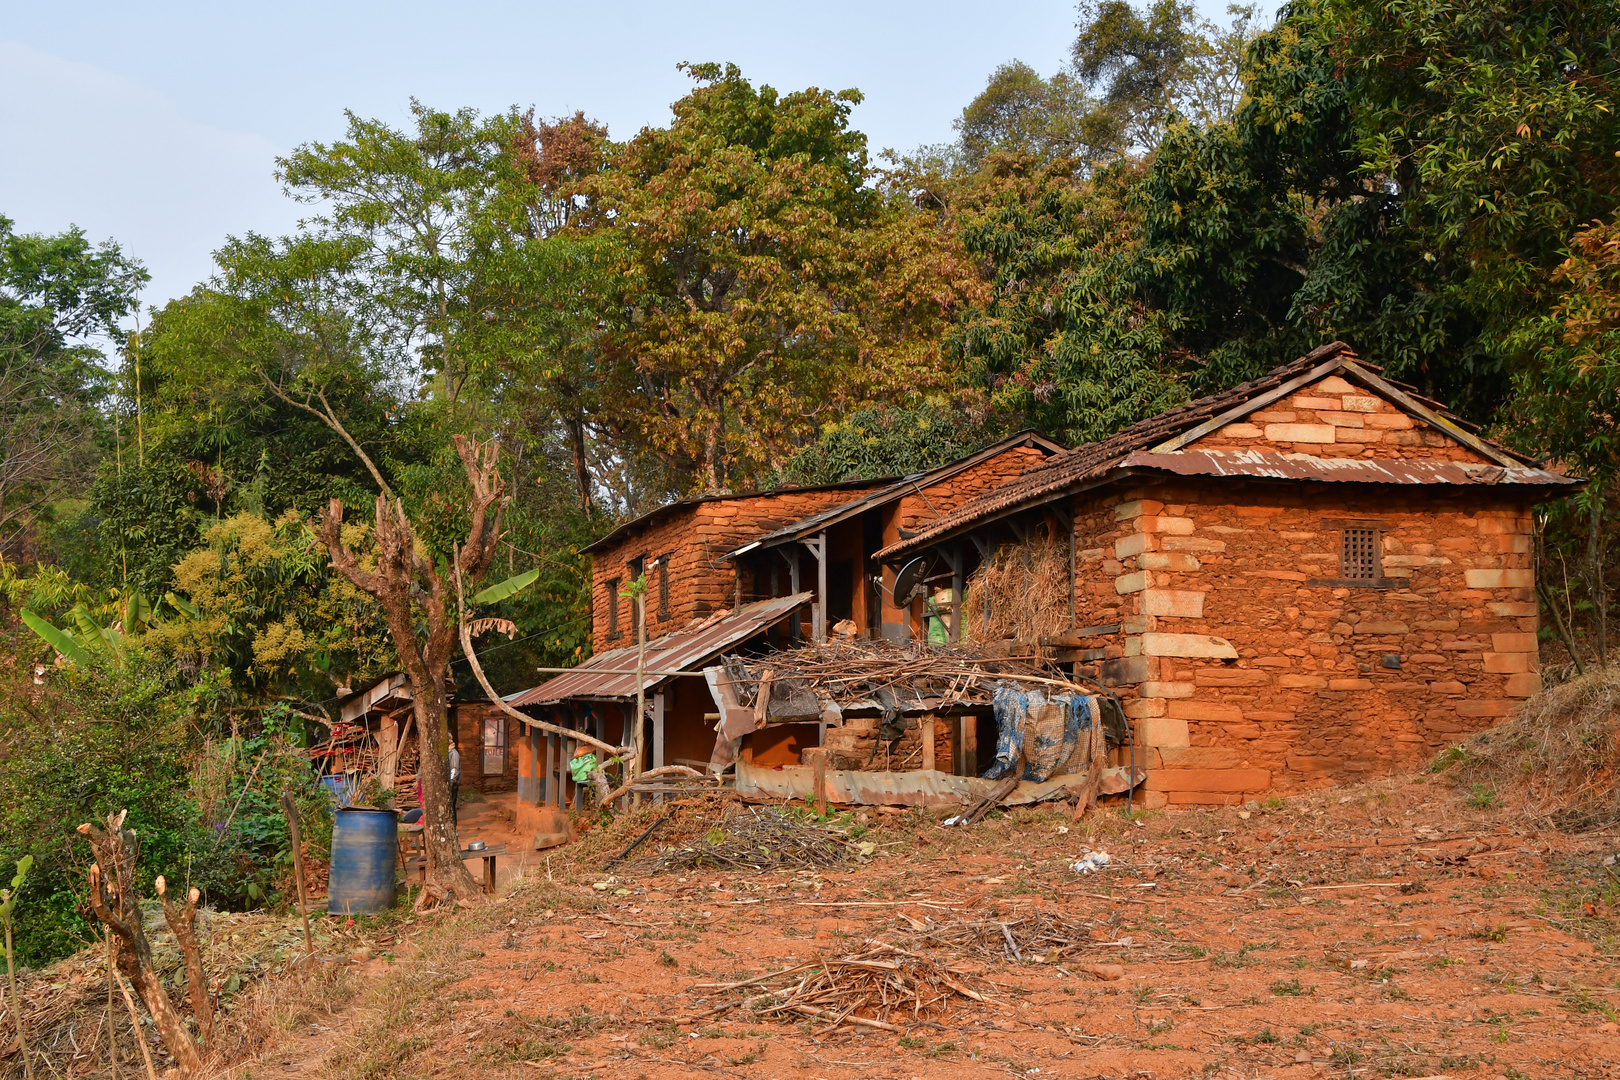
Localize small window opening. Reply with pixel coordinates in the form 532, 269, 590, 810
482, 715, 507, 775
627, 556, 645, 634
1341, 528, 1380, 581
657, 554, 672, 621
605, 576, 622, 639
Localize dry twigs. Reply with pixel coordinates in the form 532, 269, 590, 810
694, 940, 991, 1032
641, 808, 854, 874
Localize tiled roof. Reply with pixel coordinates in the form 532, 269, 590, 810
877, 342, 1552, 561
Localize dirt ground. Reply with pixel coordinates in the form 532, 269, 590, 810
233, 769, 1620, 1080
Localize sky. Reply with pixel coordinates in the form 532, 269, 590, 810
2, 1, 1266, 312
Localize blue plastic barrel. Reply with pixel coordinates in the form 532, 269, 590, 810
319, 774, 354, 807
328, 808, 398, 914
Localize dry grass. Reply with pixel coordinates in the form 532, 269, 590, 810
965, 531, 1070, 645
1451, 664, 1620, 830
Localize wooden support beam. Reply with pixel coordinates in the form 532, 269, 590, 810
921, 714, 935, 773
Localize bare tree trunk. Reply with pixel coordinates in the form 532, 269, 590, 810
77, 814, 202, 1078
567, 415, 592, 514
321, 434, 509, 904
155, 878, 213, 1044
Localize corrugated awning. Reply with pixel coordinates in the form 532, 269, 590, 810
506, 592, 812, 706
1115, 448, 1581, 487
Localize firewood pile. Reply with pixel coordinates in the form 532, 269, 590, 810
693, 939, 992, 1033
721, 638, 1088, 718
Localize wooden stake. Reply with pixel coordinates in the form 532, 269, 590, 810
106, 926, 118, 1079
112, 968, 160, 1080
280, 791, 314, 963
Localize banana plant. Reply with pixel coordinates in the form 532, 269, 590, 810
21, 591, 155, 669
471, 567, 539, 605
2, 855, 35, 1079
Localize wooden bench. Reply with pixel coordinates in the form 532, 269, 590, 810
403, 842, 506, 893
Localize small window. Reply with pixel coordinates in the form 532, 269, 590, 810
627, 556, 645, 635
1341, 528, 1380, 581
605, 577, 622, 640
657, 554, 672, 621
482, 715, 507, 775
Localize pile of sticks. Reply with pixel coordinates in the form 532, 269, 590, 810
887, 909, 1101, 964
642, 808, 853, 873
693, 940, 990, 1033
725, 639, 1087, 715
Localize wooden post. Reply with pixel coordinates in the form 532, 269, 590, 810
813, 750, 827, 818
816, 530, 828, 643
787, 551, 802, 644
652, 691, 666, 805
921, 714, 935, 773
280, 790, 314, 963
952, 545, 965, 642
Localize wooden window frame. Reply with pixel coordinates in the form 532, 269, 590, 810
605, 576, 623, 639
1307, 519, 1394, 589
481, 715, 507, 776
657, 553, 673, 622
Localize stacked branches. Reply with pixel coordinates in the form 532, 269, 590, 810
643, 809, 854, 874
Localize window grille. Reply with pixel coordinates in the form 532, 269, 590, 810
1341, 528, 1379, 581
657, 555, 672, 621
605, 577, 622, 639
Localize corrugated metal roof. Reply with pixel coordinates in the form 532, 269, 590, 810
721, 431, 1065, 560
580, 477, 890, 555
506, 593, 812, 705
1115, 448, 1581, 487
878, 342, 1574, 561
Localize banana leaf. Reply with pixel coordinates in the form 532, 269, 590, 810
21, 609, 92, 668
472, 567, 539, 605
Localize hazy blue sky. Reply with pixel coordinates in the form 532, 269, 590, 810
2, 1, 1264, 311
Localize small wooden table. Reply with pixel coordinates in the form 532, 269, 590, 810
404, 842, 506, 893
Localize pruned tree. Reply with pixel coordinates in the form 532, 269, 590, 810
319, 434, 504, 902
77, 812, 204, 1077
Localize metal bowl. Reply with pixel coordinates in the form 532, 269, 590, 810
467, 840, 487, 851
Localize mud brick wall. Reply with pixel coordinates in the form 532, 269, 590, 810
450, 704, 522, 794
817, 715, 957, 772
1079, 480, 1538, 807
893, 447, 1050, 532
589, 487, 880, 652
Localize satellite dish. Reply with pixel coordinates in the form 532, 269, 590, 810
892, 557, 931, 604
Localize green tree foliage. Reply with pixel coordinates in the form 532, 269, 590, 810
944, 156, 1189, 444
588, 63, 975, 493
954, 62, 1116, 172
0, 216, 146, 553
778, 404, 985, 486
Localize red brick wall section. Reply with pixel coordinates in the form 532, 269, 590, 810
450, 704, 522, 794
894, 447, 1049, 532
1076, 480, 1538, 806
589, 489, 876, 652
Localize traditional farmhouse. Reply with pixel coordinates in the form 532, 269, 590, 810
877, 342, 1581, 806
506, 431, 1064, 810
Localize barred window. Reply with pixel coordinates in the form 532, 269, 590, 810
657, 554, 672, 621
605, 577, 622, 640
1341, 528, 1380, 581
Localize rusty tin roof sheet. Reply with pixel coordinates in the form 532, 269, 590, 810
1116, 448, 1580, 487
507, 593, 811, 705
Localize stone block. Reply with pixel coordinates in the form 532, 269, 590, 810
1141, 633, 1238, 658
1504, 673, 1541, 697
1167, 700, 1245, 723
1293, 395, 1341, 410
1217, 423, 1263, 439
1265, 423, 1337, 443
1328, 677, 1374, 691
1194, 668, 1271, 686
1142, 589, 1206, 618
1138, 552, 1202, 571
1316, 375, 1357, 393
1341, 394, 1382, 413
1319, 412, 1366, 427
1285, 753, 1345, 773
1476, 517, 1524, 535
1115, 532, 1154, 558
1383, 555, 1450, 568
1137, 515, 1196, 535
1428, 681, 1466, 695
1166, 791, 1249, 806
1482, 651, 1529, 674
1364, 413, 1414, 429
1487, 602, 1537, 617
1134, 716, 1190, 748
1114, 499, 1164, 521
1162, 536, 1227, 553
1125, 697, 1167, 718
1115, 570, 1151, 594
1100, 655, 1157, 686
1138, 789, 1170, 809
1465, 568, 1534, 589
1356, 621, 1410, 635
1141, 680, 1196, 699
1277, 674, 1328, 690
1159, 746, 1243, 769
1413, 620, 1460, 631
1251, 410, 1297, 423
1491, 632, 1539, 653
1144, 767, 1271, 792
